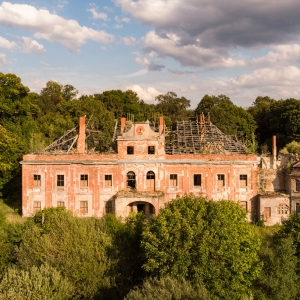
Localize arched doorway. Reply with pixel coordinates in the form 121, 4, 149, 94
127, 171, 136, 189
127, 201, 155, 218
146, 171, 155, 190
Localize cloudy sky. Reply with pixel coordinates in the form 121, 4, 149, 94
0, 0, 300, 108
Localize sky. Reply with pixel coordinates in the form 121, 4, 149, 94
1, 0, 300, 108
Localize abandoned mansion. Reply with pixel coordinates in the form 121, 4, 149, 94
21, 115, 300, 225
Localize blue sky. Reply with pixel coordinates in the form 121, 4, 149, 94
1, 1, 300, 108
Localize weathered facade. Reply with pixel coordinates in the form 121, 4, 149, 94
21, 115, 260, 219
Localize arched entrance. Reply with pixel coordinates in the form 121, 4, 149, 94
127, 201, 155, 218
127, 171, 136, 189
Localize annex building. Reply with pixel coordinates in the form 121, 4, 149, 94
21, 115, 300, 225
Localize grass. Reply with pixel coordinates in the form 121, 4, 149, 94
0, 199, 25, 224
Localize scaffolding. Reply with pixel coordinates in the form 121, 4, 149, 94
165, 118, 248, 155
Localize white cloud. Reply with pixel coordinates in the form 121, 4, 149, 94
252, 44, 300, 66
126, 84, 161, 102
0, 52, 10, 65
0, 2, 114, 52
88, 8, 107, 20
120, 69, 148, 78
122, 17, 130, 23
135, 55, 165, 71
19, 37, 45, 54
0, 36, 16, 49
122, 36, 136, 45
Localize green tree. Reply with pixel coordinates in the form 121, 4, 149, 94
155, 91, 192, 123
0, 264, 74, 300
141, 195, 261, 300
125, 277, 213, 300
252, 228, 298, 300
195, 94, 257, 143
15, 208, 115, 299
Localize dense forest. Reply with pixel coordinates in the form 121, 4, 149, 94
2, 72, 300, 299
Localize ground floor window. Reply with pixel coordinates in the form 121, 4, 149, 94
33, 201, 41, 213
80, 201, 88, 214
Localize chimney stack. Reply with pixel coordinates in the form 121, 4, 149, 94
272, 135, 277, 169
121, 117, 126, 133
159, 116, 164, 135
77, 116, 86, 154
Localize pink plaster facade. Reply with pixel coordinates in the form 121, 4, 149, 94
21, 117, 260, 219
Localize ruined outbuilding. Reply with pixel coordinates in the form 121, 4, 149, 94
20, 114, 265, 222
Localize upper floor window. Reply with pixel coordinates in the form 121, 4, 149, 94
239, 174, 247, 187
57, 175, 64, 189
34, 174, 41, 187
194, 174, 201, 187
146, 171, 155, 189
105, 175, 112, 187
170, 174, 178, 187
80, 174, 88, 187
217, 174, 225, 187
127, 171, 136, 189
296, 180, 300, 192
148, 146, 155, 155
127, 146, 134, 155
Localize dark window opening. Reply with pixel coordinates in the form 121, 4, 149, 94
296, 203, 300, 214
137, 204, 145, 213
105, 175, 112, 187
194, 174, 201, 186
34, 174, 41, 187
240, 174, 247, 187
57, 175, 64, 188
170, 174, 178, 187
127, 146, 134, 155
80, 174, 88, 187
127, 171, 136, 189
296, 180, 300, 192
146, 171, 155, 189
217, 174, 225, 187
148, 146, 155, 155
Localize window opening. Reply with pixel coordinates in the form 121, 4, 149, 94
239, 174, 247, 187
33, 201, 41, 213
240, 201, 247, 211
146, 171, 155, 189
57, 175, 64, 189
296, 203, 300, 214
105, 175, 112, 187
194, 174, 201, 186
80, 174, 88, 187
278, 205, 289, 214
296, 180, 300, 192
137, 204, 145, 213
127, 171, 136, 189
264, 207, 271, 219
57, 201, 65, 207
127, 146, 134, 155
217, 174, 225, 187
80, 201, 88, 214
148, 146, 155, 155
170, 174, 178, 187
34, 174, 41, 187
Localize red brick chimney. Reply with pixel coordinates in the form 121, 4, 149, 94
159, 116, 164, 135
77, 116, 86, 154
121, 117, 126, 132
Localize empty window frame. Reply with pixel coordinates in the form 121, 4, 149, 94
33, 201, 41, 213
296, 203, 300, 214
57, 175, 64, 189
239, 201, 248, 211
148, 146, 155, 155
239, 174, 248, 187
278, 205, 289, 214
146, 171, 155, 189
127, 146, 134, 155
217, 174, 225, 187
33, 174, 41, 187
296, 180, 300, 192
57, 201, 65, 207
127, 171, 136, 189
80, 174, 88, 187
105, 175, 112, 187
170, 174, 178, 187
194, 174, 201, 187
80, 201, 88, 214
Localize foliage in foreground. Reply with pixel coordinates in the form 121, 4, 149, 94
125, 277, 213, 300
141, 196, 261, 300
